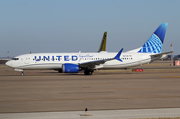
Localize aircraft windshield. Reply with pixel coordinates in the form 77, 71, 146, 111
12, 58, 19, 60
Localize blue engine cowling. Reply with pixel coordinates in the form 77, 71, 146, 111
62, 63, 79, 73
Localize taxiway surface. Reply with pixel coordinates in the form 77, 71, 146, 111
1, 108, 180, 119
0, 61, 180, 118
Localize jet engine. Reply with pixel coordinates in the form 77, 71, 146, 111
62, 63, 79, 73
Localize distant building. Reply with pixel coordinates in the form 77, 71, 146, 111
0, 59, 8, 64
174, 54, 180, 60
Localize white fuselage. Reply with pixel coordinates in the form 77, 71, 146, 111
6, 52, 157, 70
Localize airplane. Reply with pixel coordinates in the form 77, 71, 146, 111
98, 32, 107, 52
6, 23, 172, 76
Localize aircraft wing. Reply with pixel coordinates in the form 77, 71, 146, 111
79, 48, 123, 69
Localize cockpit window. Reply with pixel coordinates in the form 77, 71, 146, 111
12, 58, 19, 60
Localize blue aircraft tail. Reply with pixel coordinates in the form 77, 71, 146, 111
138, 23, 168, 53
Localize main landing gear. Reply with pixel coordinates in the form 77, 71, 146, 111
84, 69, 94, 75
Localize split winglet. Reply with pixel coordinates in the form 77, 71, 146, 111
114, 48, 123, 62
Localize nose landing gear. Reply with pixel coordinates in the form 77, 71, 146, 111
21, 72, 24, 76
14, 69, 24, 76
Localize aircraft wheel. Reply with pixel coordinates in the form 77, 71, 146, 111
89, 71, 93, 75
84, 70, 89, 75
21, 72, 24, 76
58, 69, 62, 73
84, 70, 93, 75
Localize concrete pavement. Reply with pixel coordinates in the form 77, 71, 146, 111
1, 108, 180, 119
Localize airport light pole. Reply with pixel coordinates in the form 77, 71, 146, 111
7, 51, 9, 59
171, 43, 173, 66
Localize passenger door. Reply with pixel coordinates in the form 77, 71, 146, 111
24, 56, 29, 64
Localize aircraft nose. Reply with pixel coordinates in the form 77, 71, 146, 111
5, 61, 12, 67
5, 61, 9, 66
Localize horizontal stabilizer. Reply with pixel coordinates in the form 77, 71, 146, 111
151, 51, 173, 57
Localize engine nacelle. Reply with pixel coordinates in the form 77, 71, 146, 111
62, 63, 79, 73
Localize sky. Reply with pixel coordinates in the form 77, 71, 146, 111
0, 0, 180, 57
